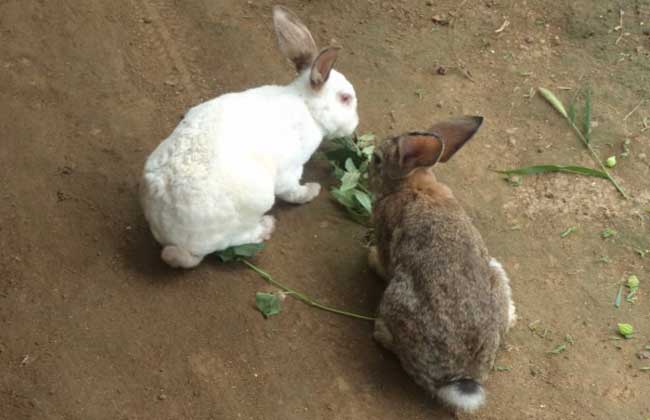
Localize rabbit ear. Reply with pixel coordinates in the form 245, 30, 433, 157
273, 6, 318, 72
398, 133, 444, 173
428, 116, 483, 162
310, 47, 339, 89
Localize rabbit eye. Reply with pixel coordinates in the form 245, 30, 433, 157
338, 92, 353, 105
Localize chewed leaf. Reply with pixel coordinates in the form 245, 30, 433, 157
216, 243, 265, 262
255, 292, 281, 318
539, 87, 568, 118
495, 165, 609, 179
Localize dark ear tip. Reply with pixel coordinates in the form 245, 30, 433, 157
467, 115, 484, 127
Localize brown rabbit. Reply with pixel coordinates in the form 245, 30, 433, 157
367, 116, 516, 412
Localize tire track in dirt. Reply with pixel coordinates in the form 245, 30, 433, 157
129, 0, 199, 99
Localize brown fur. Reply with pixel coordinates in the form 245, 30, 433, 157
368, 116, 515, 409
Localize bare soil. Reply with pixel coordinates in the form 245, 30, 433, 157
2, 1, 650, 419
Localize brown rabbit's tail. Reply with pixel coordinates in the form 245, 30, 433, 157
436, 379, 485, 412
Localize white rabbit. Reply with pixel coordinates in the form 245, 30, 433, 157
140, 6, 358, 268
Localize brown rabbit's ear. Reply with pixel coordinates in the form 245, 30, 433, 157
310, 47, 339, 89
429, 116, 483, 162
273, 6, 318, 72
398, 133, 444, 173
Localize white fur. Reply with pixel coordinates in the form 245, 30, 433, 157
489, 258, 517, 328
436, 381, 486, 412
140, 68, 358, 266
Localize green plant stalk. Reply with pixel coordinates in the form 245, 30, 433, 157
242, 260, 376, 322
566, 119, 629, 199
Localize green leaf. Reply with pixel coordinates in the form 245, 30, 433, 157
567, 100, 577, 124
626, 288, 638, 303
331, 188, 356, 208
617, 323, 633, 338
547, 343, 567, 355
344, 158, 357, 172
255, 292, 281, 318
361, 145, 375, 158
216, 243, 265, 262
560, 226, 577, 238
583, 88, 591, 143
626, 275, 640, 289
601, 228, 617, 239
494, 365, 512, 372
340, 171, 360, 191
614, 285, 623, 308
357, 133, 376, 144
539, 87, 568, 118
353, 190, 373, 214
495, 165, 608, 179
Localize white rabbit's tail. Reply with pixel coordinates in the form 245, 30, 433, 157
436, 379, 485, 412
161, 246, 203, 269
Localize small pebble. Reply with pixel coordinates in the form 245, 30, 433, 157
638, 351, 650, 360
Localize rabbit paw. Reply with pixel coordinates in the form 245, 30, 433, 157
259, 215, 276, 241
368, 246, 388, 281
373, 319, 394, 351
279, 182, 321, 204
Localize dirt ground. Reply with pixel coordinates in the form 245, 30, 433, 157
1, 0, 650, 419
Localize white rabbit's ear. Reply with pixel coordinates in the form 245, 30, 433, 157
273, 6, 318, 72
428, 116, 483, 162
310, 47, 339, 89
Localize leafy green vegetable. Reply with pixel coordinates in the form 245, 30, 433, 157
216, 243, 265, 262
495, 165, 608, 179
325, 133, 376, 225
255, 292, 281, 318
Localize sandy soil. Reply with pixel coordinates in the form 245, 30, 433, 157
1, 0, 649, 419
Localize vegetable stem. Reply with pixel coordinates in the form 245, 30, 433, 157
242, 260, 376, 322
566, 119, 629, 199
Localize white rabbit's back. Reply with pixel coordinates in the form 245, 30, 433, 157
142, 93, 283, 254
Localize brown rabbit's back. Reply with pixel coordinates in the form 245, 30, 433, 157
375, 187, 503, 390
